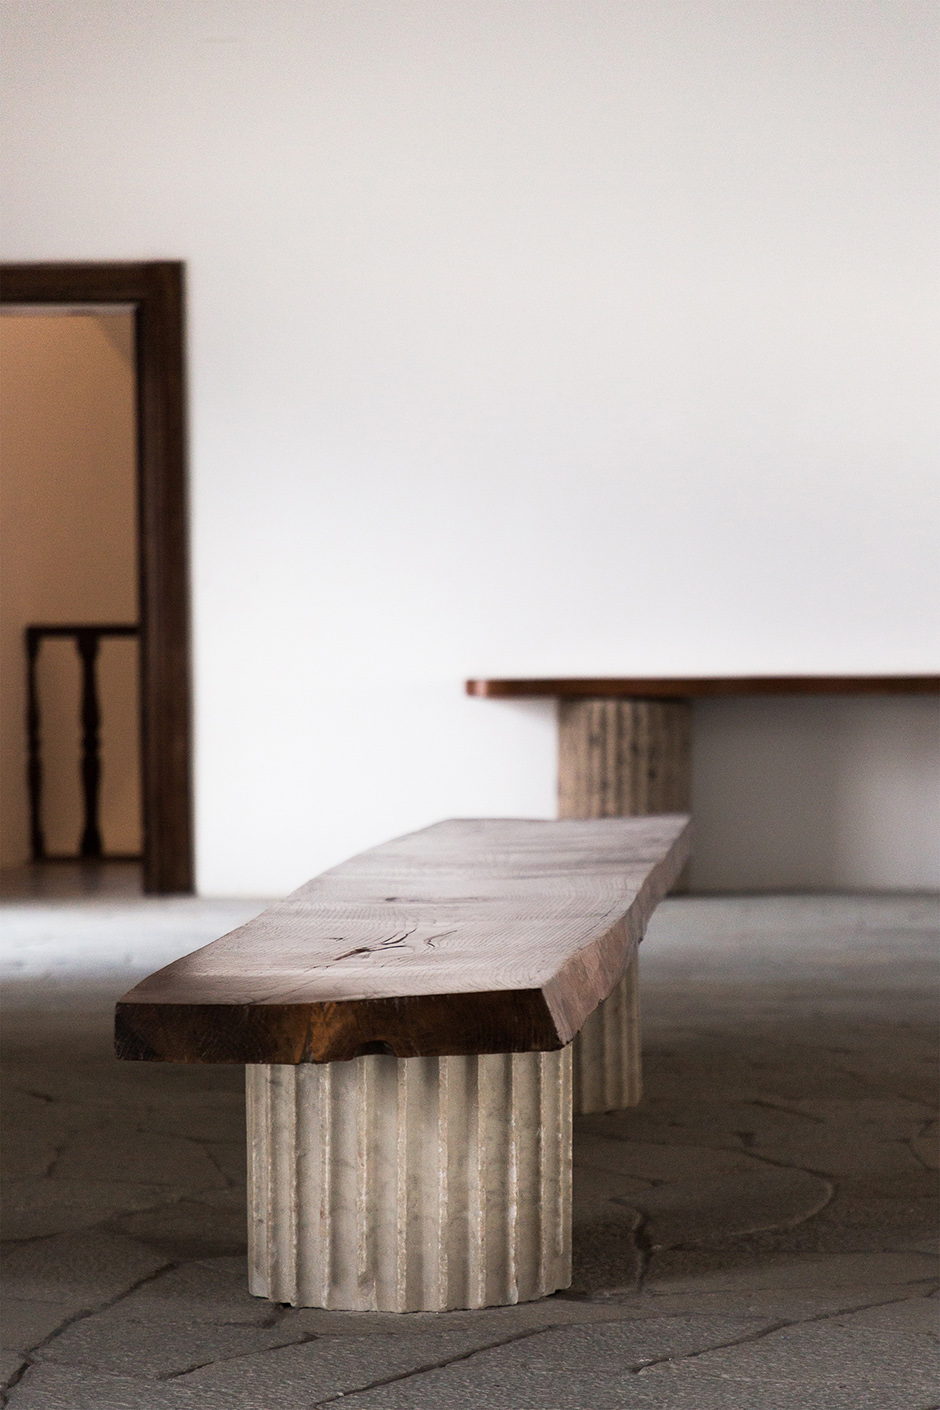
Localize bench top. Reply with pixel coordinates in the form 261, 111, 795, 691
115, 816, 689, 1065
466, 675, 939, 699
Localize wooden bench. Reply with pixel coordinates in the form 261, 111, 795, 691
115, 816, 689, 1312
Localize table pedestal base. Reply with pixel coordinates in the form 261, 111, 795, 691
558, 698, 692, 819
247, 1048, 572, 1311
572, 949, 641, 1115
560, 696, 690, 1110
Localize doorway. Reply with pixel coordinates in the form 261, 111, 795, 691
0, 264, 193, 894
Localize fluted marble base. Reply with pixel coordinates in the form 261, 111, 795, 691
247, 1047, 572, 1311
572, 948, 642, 1114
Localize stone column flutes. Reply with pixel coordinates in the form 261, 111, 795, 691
559, 697, 692, 1113
247, 1047, 572, 1312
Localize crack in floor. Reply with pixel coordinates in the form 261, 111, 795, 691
40, 1135, 70, 1181
297, 1287, 938, 1407
159, 1326, 314, 1381
735, 1144, 839, 1191
906, 1136, 938, 1175
0, 1259, 179, 1405
200, 1144, 236, 1190
631, 1274, 939, 1300
632, 1210, 654, 1291
825, 1065, 937, 1108
163, 1317, 603, 1390
306, 1323, 599, 1408
630, 1287, 939, 1376
746, 1098, 827, 1123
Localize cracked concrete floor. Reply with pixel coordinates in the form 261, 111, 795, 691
1, 893, 937, 1409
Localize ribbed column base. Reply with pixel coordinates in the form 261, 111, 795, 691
247, 1047, 572, 1311
557, 698, 692, 819
572, 948, 642, 1114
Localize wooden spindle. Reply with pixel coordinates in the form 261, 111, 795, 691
25, 627, 45, 861
77, 630, 103, 859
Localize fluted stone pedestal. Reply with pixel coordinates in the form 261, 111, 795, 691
558, 698, 692, 820
571, 948, 642, 1115
247, 1047, 572, 1312
560, 697, 691, 1112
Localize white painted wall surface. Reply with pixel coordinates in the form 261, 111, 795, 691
689, 697, 939, 892
2, 1, 937, 894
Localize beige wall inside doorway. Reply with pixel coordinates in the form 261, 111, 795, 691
0, 311, 141, 865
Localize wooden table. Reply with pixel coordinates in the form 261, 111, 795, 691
466, 676, 938, 819
116, 816, 689, 1313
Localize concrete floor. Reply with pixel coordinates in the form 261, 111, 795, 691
1, 893, 937, 1409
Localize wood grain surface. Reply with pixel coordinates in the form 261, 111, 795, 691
115, 817, 689, 1065
466, 676, 939, 699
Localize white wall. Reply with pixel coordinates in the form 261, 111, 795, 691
689, 696, 938, 892
2, 1, 936, 894
0, 314, 141, 865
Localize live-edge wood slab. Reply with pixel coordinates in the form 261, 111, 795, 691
115, 816, 689, 1065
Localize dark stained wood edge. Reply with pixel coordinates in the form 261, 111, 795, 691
1, 263, 193, 893
543, 817, 690, 1042
115, 989, 564, 1064
467, 676, 940, 700
24, 624, 139, 636
135, 264, 192, 894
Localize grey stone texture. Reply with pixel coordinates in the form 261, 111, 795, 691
2, 892, 937, 1408
247, 1048, 572, 1311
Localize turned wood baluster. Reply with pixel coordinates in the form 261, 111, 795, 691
77, 629, 103, 859
25, 628, 45, 862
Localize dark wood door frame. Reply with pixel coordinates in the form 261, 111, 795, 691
1, 262, 193, 893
